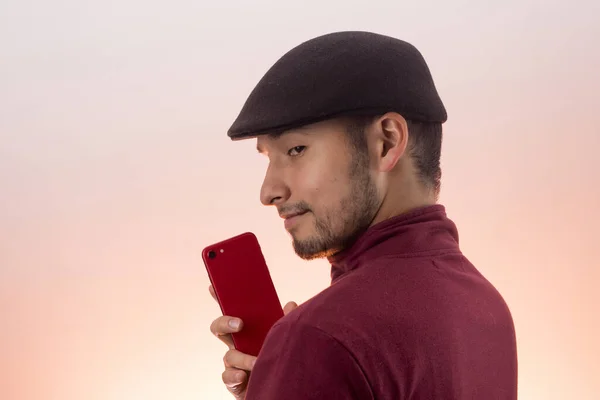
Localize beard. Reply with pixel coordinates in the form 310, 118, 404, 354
291, 152, 381, 260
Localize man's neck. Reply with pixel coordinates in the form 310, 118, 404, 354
370, 188, 437, 227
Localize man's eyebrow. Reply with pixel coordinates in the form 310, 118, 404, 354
256, 130, 290, 154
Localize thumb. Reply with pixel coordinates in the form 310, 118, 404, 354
283, 301, 298, 315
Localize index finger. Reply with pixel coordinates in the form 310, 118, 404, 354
210, 316, 242, 349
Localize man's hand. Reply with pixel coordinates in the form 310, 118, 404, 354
209, 285, 298, 399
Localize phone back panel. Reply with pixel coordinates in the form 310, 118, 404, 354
203, 232, 284, 357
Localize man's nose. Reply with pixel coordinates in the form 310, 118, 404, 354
260, 165, 290, 206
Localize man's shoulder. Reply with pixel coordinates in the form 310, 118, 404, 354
270, 285, 351, 334
264, 279, 383, 352
247, 292, 376, 399
258, 293, 361, 368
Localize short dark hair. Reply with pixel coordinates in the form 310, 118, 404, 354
344, 115, 443, 199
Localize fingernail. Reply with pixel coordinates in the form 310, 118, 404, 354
229, 319, 240, 329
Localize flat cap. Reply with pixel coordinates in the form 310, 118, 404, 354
227, 31, 447, 140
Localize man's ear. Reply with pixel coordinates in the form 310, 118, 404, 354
373, 113, 409, 172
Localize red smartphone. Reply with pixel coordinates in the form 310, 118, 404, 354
202, 232, 284, 357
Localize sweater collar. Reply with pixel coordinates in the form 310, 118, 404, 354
328, 204, 460, 283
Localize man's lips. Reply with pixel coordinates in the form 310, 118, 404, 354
282, 211, 308, 229
280, 211, 308, 220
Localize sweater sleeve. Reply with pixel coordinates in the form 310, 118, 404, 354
244, 320, 373, 400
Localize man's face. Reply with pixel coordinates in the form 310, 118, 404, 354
256, 118, 381, 260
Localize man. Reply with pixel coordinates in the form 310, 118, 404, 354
209, 31, 518, 399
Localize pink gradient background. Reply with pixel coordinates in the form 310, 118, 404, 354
1, 1, 598, 399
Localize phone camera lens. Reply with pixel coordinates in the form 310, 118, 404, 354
208, 250, 216, 259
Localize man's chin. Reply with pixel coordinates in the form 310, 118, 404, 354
291, 236, 337, 260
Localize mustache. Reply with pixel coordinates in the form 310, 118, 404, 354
278, 202, 311, 216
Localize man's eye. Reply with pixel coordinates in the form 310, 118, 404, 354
287, 146, 306, 156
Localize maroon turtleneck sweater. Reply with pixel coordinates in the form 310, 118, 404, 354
245, 205, 518, 399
